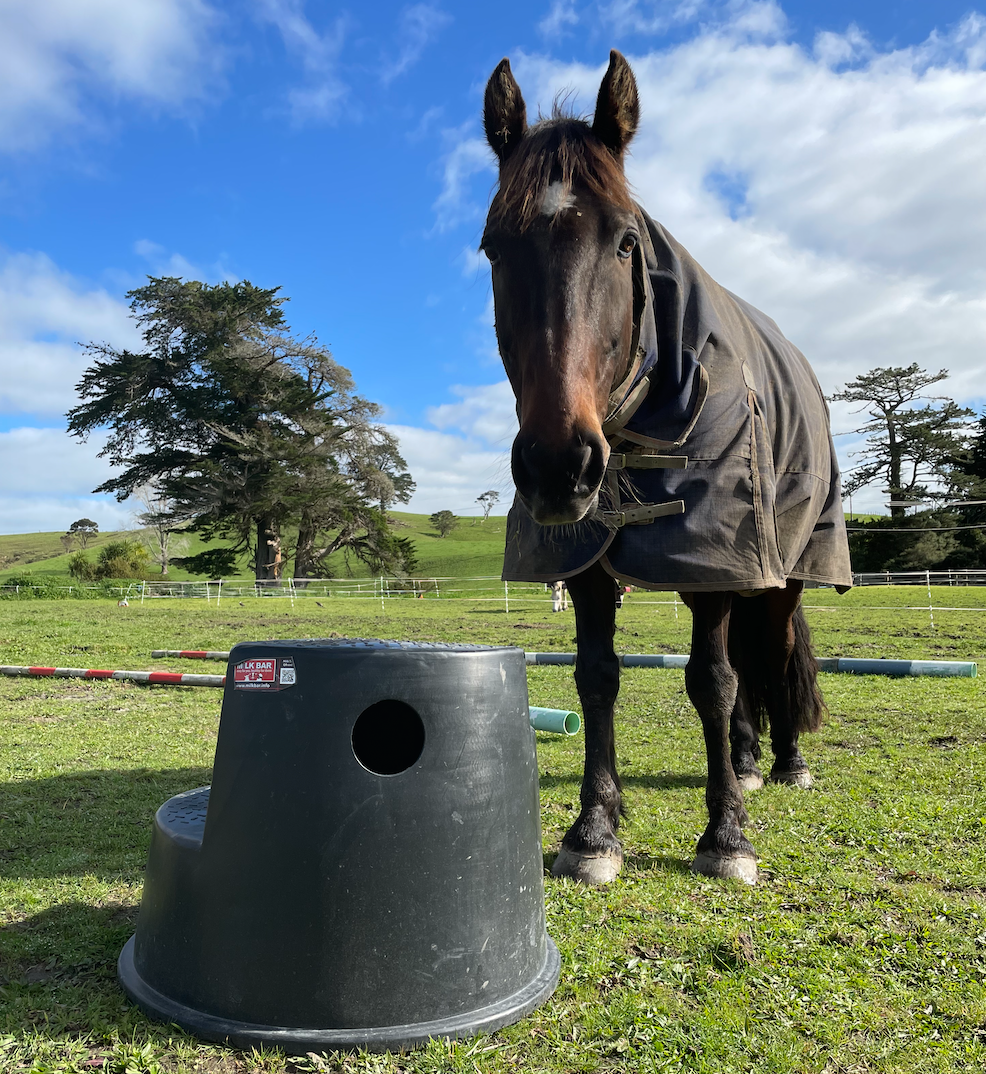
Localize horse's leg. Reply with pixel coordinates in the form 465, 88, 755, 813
762, 581, 820, 788
686, 592, 758, 883
682, 590, 764, 790
552, 561, 622, 884
729, 679, 764, 792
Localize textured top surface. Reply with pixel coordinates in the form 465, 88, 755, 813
231, 638, 519, 653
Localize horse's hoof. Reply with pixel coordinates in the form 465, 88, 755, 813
770, 767, 813, 789
736, 772, 764, 792
551, 846, 623, 885
691, 852, 758, 884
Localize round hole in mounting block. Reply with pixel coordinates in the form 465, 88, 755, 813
351, 700, 425, 775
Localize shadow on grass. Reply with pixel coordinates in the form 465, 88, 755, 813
539, 772, 706, 792
541, 850, 692, 876
0, 766, 212, 880
624, 851, 692, 875
0, 899, 136, 984
0, 901, 201, 1048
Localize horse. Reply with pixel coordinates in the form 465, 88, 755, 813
481, 51, 852, 885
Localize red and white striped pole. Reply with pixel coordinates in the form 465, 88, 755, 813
0, 665, 225, 687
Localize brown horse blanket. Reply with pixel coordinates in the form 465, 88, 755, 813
502, 208, 853, 592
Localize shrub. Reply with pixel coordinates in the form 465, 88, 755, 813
95, 540, 150, 580
68, 551, 98, 581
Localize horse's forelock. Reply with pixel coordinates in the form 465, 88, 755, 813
489, 118, 634, 233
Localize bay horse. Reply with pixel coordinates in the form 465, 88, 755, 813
482, 52, 852, 885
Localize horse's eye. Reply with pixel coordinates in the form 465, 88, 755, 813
618, 232, 637, 260
482, 243, 500, 265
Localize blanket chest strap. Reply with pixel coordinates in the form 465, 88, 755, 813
607, 453, 688, 471
599, 499, 685, 527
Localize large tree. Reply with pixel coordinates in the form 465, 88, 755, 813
133, 484, 189, 576
67, 277, 415, 581
829, 364, 972, 519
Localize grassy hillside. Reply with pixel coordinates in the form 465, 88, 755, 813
0, 529, 252, 584
0, 511, 509, 584
341, 512, 509, 579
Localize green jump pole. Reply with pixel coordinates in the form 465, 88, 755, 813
528, 707, 581, 735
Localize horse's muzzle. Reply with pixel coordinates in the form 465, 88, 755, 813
511, 431, 607, 525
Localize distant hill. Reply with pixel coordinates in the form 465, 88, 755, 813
0, 511, 509, 583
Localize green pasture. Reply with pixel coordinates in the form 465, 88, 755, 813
0, 513, 510, 587
1, 592, 985, 1073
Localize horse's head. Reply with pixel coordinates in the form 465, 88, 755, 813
482, 51, 640, 525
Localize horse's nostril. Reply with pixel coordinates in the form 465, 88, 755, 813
576, 441, 606, 492
512, 434, 606, 508
511, 438, 534, 493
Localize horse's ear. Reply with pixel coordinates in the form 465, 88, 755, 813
484, 58, 528, 164
592, 49, 639, 157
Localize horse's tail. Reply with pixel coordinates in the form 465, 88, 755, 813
729, 598, 826, 736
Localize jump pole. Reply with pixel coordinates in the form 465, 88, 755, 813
150, 650, 978, 678
150, 650, 230, 660
0, 666, 226, 687
0, 665, 580, 734
525, 652, 977, 678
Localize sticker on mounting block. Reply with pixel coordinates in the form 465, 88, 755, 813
233, 656, 296, 691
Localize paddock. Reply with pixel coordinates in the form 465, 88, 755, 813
1, 592, 984, 1072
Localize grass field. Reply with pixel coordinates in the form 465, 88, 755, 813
1, 592, 985, 1073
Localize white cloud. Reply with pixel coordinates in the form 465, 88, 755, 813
436, 9, 986, 510
539, 0, 579, 38
0, 426, 113, 495
255, 0, 348, 123
381, 4, 452, 85
459, 245, 488, 277
0, 251, 139, 416
426, 381, 517, 445
599, 0, 717, 37
134, 240, 238, 284
256, 1, 450, 121
0, 426, 133, 534
382, 383, 519, 516
387, 422, 512, 516
0, 0, 222, 151
433, 131, 496, 232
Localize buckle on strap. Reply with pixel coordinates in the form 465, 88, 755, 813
607, 453, 688, 471
599, 499, 685, 527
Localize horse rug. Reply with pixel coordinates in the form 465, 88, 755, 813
502, 208, 854, 593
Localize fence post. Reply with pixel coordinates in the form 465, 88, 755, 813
926, 570, 934, 631
504, 582, 509, 614
217, 579, 223, 608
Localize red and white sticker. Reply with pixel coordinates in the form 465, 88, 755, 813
233, 656, 296, 691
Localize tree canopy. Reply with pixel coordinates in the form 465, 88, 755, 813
830, 364, 972, 519
67, 277, 415, 581
476, 490, 500, 521
429, 510, 457, 538
67, 518, 98, 549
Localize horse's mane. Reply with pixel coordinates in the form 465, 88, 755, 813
488, 115, 635, 233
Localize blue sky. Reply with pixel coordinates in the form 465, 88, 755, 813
1, 0, 985, 532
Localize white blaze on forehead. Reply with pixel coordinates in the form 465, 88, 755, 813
540, 181, 576, 217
